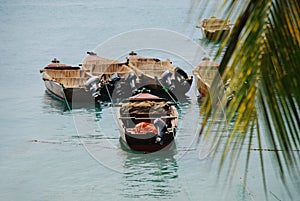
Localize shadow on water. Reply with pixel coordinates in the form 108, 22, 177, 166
43, 89, 104, 109
42, 92, 69, 113
42, 92, 103, 118
120, 149, 180, 199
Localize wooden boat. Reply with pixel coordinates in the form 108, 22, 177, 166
193, 58, 234, 104
82, 51, 193, 101
196, 16, 232, 41
40, 58, 96, 106
126, 52, 193, 99
193, 59, 220, 97
81, 52, 134, 101
116, 92, 178, 152
41, 51, 193, 105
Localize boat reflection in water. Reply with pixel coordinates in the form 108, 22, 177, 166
42, 93, 70, 113
120, 148, 179, 199
42, 92, 104, 121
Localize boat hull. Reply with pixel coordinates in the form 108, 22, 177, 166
204, 29, 230, 41
82, 54, 193, 101
197, 16, 232, 41
107, 78, 193, 102
44, 80, 96, 105
116, 93, 178, 152
120, 130, 176, 152
195, 77, 210, 97
136, 84, 178, 102
193, 60, 220, 97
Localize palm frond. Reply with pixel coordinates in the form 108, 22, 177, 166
192, 0, 300, 196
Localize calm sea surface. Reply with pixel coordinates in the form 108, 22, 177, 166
0, 0, 298, 200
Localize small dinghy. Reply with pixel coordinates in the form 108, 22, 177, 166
40, 58, 95, 106
196, 16, 232, 41
116, 92, 178, 152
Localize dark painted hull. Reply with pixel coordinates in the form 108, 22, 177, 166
117, 95, 179, 152
44, 80, 96, 106
122, 131, 176, 152
204, 29, 230, 41
172, 77, 193, 97
136, 84, 178, 102
106, 77, 193, 102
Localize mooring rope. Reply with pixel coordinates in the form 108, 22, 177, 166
61, 84, 72, 111
251, 148, 300, 152
155, 77, 181, 110
104, 82, 114, 105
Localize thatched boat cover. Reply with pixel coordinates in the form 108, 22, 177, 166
120, 100, 170, 116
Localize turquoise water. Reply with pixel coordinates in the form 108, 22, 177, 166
0, 1, 299, 200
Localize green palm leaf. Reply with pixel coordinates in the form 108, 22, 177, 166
193, 0, 300, 197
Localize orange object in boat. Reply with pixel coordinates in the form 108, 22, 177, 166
132, 122, 158, 134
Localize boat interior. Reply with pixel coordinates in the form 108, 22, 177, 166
41, 69, 90, 88
128, 58, 175, 78
82, 57, 178, 83
202, 17, 230, 30
119, 100, 176, 130
196, 65, 219, 86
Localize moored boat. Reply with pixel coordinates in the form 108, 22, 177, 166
40, 58, 96, 106
193, 58, 220, 97
126, 51, 193, 99
81, 52, 134, 101
193, 58, 234, 104
116, 92, 178, 152
196, 16, 232, 41
41, 51, 194, 106
81, 51, 193, 101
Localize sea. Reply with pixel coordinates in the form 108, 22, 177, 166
0, 0, 299, 200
